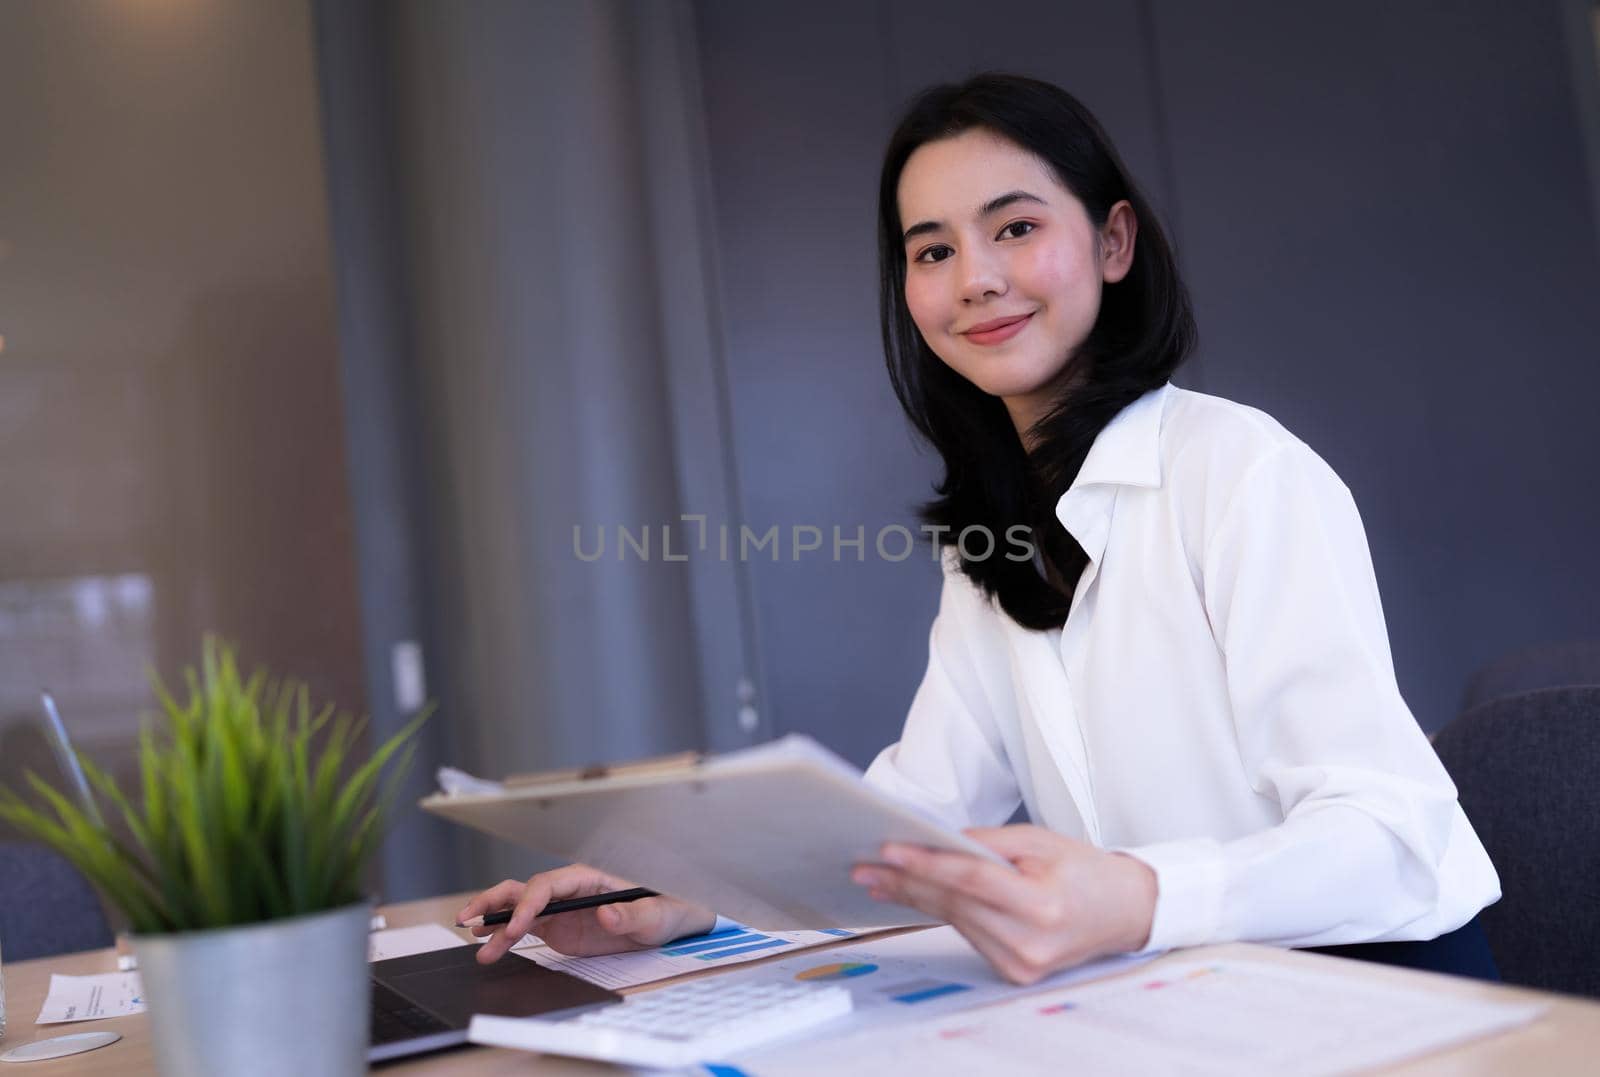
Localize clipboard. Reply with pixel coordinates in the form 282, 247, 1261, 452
420, 734, 1009, 930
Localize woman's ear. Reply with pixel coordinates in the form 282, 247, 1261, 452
1099, 200, 1137, 284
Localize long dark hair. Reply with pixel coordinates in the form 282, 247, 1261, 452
879, 73, 1196, 629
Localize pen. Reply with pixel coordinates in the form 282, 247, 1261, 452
457, 886, 660, 928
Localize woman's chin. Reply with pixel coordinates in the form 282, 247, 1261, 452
968, 370, 1072, 403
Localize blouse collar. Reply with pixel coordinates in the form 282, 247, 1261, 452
1053, 382, 1173, 565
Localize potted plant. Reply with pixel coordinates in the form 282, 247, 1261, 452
0, 638, 429, 1076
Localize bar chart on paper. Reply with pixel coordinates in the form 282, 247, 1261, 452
709, 926, 1150, 1033
793, 959, 971, 1004
732, 958, 1548, 1076
516, 926, 860, 990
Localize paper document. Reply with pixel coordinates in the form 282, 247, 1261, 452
710, 925, 1148, 1038
367, 923, 471, 962
423, 735, 1009, 930
515, 926, 866, 990
35, 972, 146, 1024
733, 956, 1548, 1075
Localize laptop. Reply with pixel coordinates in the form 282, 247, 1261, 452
36, 692, 621, 1066
368, 943, 621, 1063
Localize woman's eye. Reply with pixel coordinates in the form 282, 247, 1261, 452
914, 245, 953, 264
998, 220, 1036, 240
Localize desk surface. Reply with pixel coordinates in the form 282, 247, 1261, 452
4, 893, 1597, 1074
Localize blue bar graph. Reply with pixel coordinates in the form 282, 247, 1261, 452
661, 928, 752, 956
891, 982, 972, 1004
694, 937, 790, 960
662, 932, 761, 956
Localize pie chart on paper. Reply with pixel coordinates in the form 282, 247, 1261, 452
796, 961, 879, 981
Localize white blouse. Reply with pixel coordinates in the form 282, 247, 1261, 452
863, 383, 1500, 953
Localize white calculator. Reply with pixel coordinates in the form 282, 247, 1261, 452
468, 976, 853, 1069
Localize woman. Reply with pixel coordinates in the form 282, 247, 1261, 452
460, 74, 1500, 984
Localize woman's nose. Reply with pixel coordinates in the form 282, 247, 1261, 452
957, 248, 1006, 303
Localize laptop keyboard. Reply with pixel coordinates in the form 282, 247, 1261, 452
371, 980, 454, 1045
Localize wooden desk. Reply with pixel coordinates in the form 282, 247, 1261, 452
4, 893, 1597, 1074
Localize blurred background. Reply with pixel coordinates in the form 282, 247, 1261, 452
2, 0, 1598, 903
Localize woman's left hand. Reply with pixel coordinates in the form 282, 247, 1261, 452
851, 824, 1158, 984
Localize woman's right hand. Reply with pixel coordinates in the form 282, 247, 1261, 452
457, 864, 717, 964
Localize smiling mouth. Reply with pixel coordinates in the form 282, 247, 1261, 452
961, 312, 1033, 345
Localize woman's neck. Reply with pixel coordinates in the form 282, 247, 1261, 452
1005, 365, 1086, 452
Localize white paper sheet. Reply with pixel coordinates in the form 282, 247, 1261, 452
513, 925, 866, 990
35, 972, 146, 1024
733, 956, 1549, 1076
690, 925, 1148, 1033
367, 923, 472, 962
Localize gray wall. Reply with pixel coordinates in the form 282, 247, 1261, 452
692, 0, 1196, 766
310, 0, 1599, 892
690, 0, 1600, 759
1150, 1, 1600, 729
315, 0, 759, 894
0, 1, 364, 813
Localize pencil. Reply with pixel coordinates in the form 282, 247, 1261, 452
457, 887, 660, 928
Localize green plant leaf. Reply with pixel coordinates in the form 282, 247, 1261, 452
0, 637, 433, 933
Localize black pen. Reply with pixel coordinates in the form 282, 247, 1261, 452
457, 887, 660, 929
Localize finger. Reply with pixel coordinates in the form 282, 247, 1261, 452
856, 863, 1024, 951
589, 897, 692, 946
854, 864, 964, 924
457, 879, 525, 926
877, 844, 1033, 913
476, 865, 619, 963
963, 824, 1081, 862
946, 911, 1059, 985
534, 895, 713, 957
596, 898, 670, 943
477, 876, 555, 963
889, 877, 1070, 986
938, 905, 1035, 982
856, 864, 1066, 985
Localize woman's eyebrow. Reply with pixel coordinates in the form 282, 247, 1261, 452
901, 190, 1046, 244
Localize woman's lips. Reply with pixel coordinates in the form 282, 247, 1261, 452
961, 312, 1033, 346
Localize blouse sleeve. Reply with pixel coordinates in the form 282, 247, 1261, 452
1119, 441, 1496, 951
862, 559, 1023, 830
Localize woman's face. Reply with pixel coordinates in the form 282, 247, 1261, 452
897, 128, 1135, 436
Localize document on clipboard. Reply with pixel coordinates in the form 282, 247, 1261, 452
420, 735, 1010, 930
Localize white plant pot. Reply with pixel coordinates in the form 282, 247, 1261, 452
131, 902, 371, 1077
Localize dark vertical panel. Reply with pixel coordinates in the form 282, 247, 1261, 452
629, 0, 768, 753
691, 1, 1161, 764
311, 0, 463, 899
1150, 1, 1600, 727
372, 0, 714, 885
318, 0, 749, 891
694, 0, 941, 766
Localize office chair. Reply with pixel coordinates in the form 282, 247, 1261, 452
0, 841, 115, 962
0, 694, 118, 962
1431, 685, 1600, 998
1460, 640, 1600, 712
